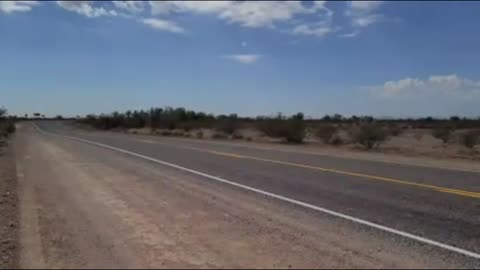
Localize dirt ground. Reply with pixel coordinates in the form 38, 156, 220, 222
0, 141, 18, 269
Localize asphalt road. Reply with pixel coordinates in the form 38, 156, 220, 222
16, 121, 480, 268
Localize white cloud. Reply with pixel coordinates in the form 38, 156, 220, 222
149, 1, 233, 15
293, 24, 336, 37
371, 74, 480, 99
135, 1, 337, 37
149, 1, 325, 29
224, 54, 261, 64
0, 1, 39, 14
340, 31, 359, 38
352, 13, 383, 27
56, 1, 116, 18
219, 1, 312, 28
141, 18, 185, 33
112, 1, 145, 13
341, 0, 384, 37
350, 1, 383, 14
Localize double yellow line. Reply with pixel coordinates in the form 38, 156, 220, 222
145, 139, 480, 199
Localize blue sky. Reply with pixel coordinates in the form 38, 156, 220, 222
1, 1, 480, 118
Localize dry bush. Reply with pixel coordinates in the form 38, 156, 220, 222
315, 125, 337, 144
432, 126, 454, 144
160, 130, 173, 136
256, 113, 305, 143
196, 130, 204, 139
231, 133, 244, 140
350, 123, 388, 150
330, 134, 344, 146
172, 131, 185, 137
461, 130, 480, 148
212, 133, 228, 139
387, 124, 403, 136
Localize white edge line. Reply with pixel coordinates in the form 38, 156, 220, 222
32, 123, 480, 260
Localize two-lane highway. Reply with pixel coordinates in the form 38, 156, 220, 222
21, 121, 480, 268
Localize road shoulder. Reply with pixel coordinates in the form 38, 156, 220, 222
0, 140, 19, 269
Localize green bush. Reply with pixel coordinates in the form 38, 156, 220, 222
212, 133, 228, 139
172, 131, 185, 137
315, 124, 337, 144
432, 126, 453, 144
387, 124, 403, 136
351, 123, 388, 150
160, 130, 173, 136
216, 117, 239, 135
256, 113, 305, 143
461, 130, 480, 148
231, 133, 244, 140
6, 121, 15, 134
284, 113, 305, 143
330, 135, 343, 146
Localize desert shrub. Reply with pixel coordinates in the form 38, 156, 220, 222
172, 131, 185, 137
7, 122, 15, 134
283, 113, 306, 143
216, 116, 240, 135
315, 124, 337, 144
0, 128, 7, 138
432, 126, 454, 144
196, 130, 204, 139
245, 137, 252, 142
387, 124, 403, 136
178, 122, 193, 132
330, 135, 343, 146
231, 133, 244, 140
351, 123, 388, 150
461, 130, 480, 148
212, 133, 228, 139
256, 113, 305, 143
256, 119, 282, 137
0, 108, 15, 138
160, 130, 173, 136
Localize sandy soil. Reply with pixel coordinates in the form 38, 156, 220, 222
0, 141, 19, 269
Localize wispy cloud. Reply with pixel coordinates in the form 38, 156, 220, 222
340, 31, 359, 38
341, 1, 384, 37
141, 18, 185, 33
0, 1, 39, 14
224, 54, 261, 64
349, 1, 383, 14
149, 1, 333, 32
293, 24, 337, 37
112, 1, 145, 14
56, 1, 117, 18
2, 0, 392, 39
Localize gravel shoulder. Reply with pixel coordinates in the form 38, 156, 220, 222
0, 140, 19, 269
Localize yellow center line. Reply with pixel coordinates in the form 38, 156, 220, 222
140, 140, 480, 199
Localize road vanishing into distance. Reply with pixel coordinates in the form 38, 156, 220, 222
14, 121, 480, 268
